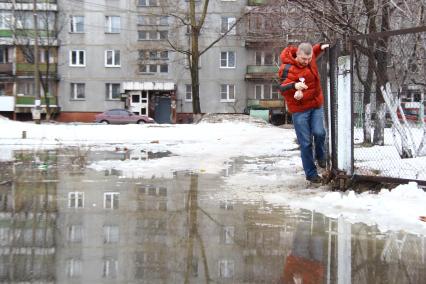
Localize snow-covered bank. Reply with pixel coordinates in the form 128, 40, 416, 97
0, 116, 297, 177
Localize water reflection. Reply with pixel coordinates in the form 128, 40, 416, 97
0, 148, 425, 283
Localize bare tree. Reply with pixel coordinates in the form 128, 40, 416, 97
159, 0, 254, 119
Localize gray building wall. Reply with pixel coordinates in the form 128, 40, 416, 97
57, 0, 250, 116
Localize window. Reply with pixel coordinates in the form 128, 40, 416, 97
40, 49, 55, 64
0, 12, 11, 29
255, 84, 271, 99
149, 64, 157, 73
160, 51, 168, 59
0, 84, 5, 96
70, 83, 85, 100
105, 83, 121, 100
159, 30, 168, 39
159, 16, 169, 25
105, 50, 120, 67
104, 192, 119, 209
0, 47, 8, 63
218, 259, 234, 278
220, 84, 235, 102
105, 16, 120, 33
104, 225, 119, 243
103, 258, 118, 278
159, 64, 168, 73
68, 192, 84, 208
221, 16, 236, 35
138, 0, 158, 6
255, 51, 277, 65
138, 31, 167, 40
66, 258, 82, 277
70, 16, 84, 33
69, 50, 85, 67
185, 84, 192, 101
220, 51, 235, 68
272, 85, 279, 99
221, 226, 235, 244
67, 225, 83, 243
255, 84, 279, 100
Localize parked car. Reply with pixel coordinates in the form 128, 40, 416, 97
95, 109, 155, 124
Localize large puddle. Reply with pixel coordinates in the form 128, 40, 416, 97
0, 148, 425, 283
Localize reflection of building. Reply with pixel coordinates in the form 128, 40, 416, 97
0, 151, 57, 282
2, 148, 426, 283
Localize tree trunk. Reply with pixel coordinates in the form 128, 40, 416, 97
189, 0, 202, 116
373, 3, 391, 145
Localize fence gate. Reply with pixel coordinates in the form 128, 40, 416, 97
350, 26, 426, 185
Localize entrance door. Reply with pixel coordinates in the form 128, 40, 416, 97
155, 96, 171, 124
129, 91, 149, 115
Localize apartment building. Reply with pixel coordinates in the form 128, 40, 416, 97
0, 0, 59, 120
0, 0, 293, 123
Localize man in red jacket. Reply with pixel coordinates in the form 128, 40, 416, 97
278, 42, 329, 183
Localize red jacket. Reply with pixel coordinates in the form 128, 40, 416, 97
281, 254, 324, 284
278, 44, 324, 113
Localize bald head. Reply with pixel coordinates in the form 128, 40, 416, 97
296, 42, 313, 66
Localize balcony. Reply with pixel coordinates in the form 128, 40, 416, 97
16, 95, 57, 106
0, 1, 58, 11
0, 30, 13, 38
0, 63, 13, 75
16, 63, 57, 76
247, 0, 266, 6
245, 65, 278, 80
248, 98, 284, 108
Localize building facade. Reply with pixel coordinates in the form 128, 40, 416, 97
1, 0, 293, 123
0, 0, 59, 120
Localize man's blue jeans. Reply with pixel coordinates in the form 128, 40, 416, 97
292, 107, 326, 179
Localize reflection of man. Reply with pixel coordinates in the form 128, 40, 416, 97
278, 43, 329, 183
281, 222, 324, 284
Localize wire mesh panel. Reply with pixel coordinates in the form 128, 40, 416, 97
351, 27, 426, 181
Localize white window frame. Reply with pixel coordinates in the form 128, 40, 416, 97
70, 15, 84, 33
103, 225, 119, 243
255, 84, 278, 100
68, 192, 84, 208
70, 83, 85, 100
159, 64, 168, 73
69, 50, 85, 67
221, 16, 236, 35
66, 258, 82, 277
103, 258, 118, 278
220, 51, 236, 68
104, 192, 119, 209
67, 225, 83, 243
220, 84, 235, 102
218, 259, 234, 278
185, 84, 192, 102
222, 226, 235, 244
0, 11, 11, 30
105, 16, 121, 33
106, 83, 121, 100
105, 50, 120, 67
40, 48, 55, 64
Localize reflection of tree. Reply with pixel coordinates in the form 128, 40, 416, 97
185, 173, 210, 283
0, 151, 57, 282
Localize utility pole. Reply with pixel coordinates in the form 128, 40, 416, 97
33, 0, 41, 124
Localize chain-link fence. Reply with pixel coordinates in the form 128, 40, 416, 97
351, 27, 426, 182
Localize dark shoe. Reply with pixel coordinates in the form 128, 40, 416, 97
317, 159, 326, 169
307, 175, 323, 184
